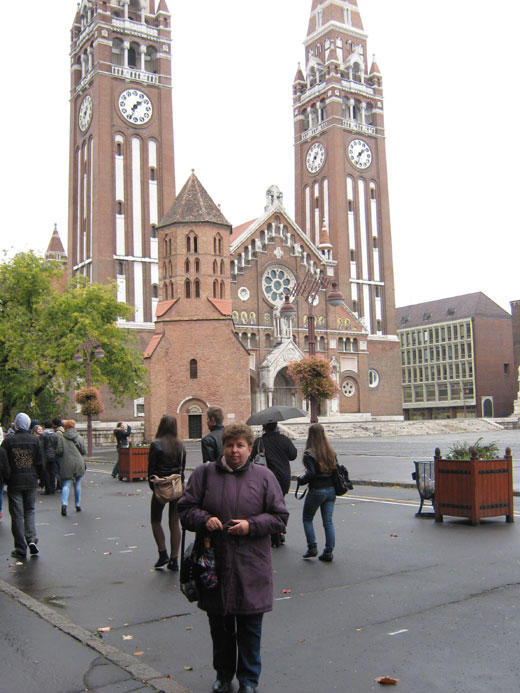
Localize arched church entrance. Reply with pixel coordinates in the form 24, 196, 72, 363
273, 367, 301, 407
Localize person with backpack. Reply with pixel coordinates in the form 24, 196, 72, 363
250, 422, 297, 546
297, 422, 338, 562
41, 421, 58, 494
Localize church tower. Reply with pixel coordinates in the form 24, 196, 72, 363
67, 0, 175, 328
293, 0, 401, 413
294, 0, 396, 338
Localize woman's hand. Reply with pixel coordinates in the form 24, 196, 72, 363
206, 516, 223, 532
227, 519, 250, 536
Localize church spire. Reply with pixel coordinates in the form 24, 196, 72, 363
307, 0, 364, 40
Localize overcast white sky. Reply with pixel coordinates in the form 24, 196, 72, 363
1, 1, 519, 312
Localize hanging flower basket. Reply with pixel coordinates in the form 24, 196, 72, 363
74, 387, 104, 417
288, 356, 337, 401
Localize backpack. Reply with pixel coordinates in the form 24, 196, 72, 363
333, 463, 354, 496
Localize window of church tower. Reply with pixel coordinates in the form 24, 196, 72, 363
220, 260, 225, 275
318, 101, 326, 123
195, 280, 200, 298
352, 63, 362, 84
145, 46, 157, 74
170, 281, 174, 298
220, 281, 225, 299
185, 259, 190, 273
213, 260, 218, 274
112, 38, 123, 66
152, 285, 158, 299
150, 167, 156, 181
365, 104, 373, 125
193, 236, 198, 253
250, 334, 257, 348
190, 359, 198, 379
163, 282, 168, 299
185, 279, 191, 299
186, 236, 191, 253
213, 280, 218, 299
128, 43, 139, 68
195, 259, 200, 273
151, 225, 157, 238
168, 260, 172, 276
309, 104, 318, 128
117, 201, 123, 215
265, 333, 272, 348
162, 262, 166, 278
169, 239, 172, 255
303, 110, 310, 131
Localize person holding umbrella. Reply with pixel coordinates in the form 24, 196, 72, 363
250, 421, 297, 547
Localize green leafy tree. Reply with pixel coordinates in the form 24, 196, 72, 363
288, 356, 338, 402
0, 251, 149, 426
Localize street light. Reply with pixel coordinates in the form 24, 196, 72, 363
280, 270, 344, 422
74, 336, 105, 456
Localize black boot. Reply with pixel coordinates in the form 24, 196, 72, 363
302, 545, 318, 558
167, 557, 178, 571
154, 550, 169, 568
319, 550, 334, 562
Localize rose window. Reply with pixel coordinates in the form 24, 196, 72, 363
341, 378, 356, 398
262, 266, 295, 305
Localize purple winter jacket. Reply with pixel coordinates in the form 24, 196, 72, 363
178, 457, 289, 616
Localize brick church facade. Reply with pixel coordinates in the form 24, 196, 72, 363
66, 0, 402, 439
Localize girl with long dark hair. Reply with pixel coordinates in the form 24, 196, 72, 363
298, 422, 337, 562
148, 414, 186, 570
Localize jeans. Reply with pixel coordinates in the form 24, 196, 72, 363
208, 613, 264, 687
302, 485, 336, 552
61, 477, 82, 508
7, 487, 38, 556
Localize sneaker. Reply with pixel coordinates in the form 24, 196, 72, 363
11, 550, 26, 560
154, 551, 169, 569
318, 550, 334, 562
28, 542, 39, 556
61, 505, 67, 516
167, 557, 179, 571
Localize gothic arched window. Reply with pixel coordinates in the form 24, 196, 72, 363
185, 259, 190, 274
186, 236, 191, 253
128, 43, 139, 69
195, 259, 200, 273
145, 46, 157, 73
185, 279, 191, 299
195, 279, 200, 298
213, 280, 218, 299
220, 281, 225, 299
213, 260, 218, 274
190, 359, 198, 380
220, 260, 225, 275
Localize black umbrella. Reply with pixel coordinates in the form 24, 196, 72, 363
246, 405, 307, 426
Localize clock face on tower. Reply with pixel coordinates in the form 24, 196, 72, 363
306, 142, 325, 174
78, 94, 93, 132
118, 89, 153, 125
348, 139, 372, 170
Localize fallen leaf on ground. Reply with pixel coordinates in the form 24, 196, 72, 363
186, 626, 193, 631
104, 552, 112, 555
122, 635, 134, 640
281, 589, 291, 594
97, 627, 110, 633
128, 546, 137, 549
184, 666, 193, 671
134, 651, 144, 656
390, 534, 399, 538
298, 639, 305, 643
375, 676, 399, 685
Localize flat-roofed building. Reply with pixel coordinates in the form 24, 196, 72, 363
397, 293, 516, 419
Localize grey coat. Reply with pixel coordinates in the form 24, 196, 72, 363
178, 458, 289, 615
56, 429, 86, 480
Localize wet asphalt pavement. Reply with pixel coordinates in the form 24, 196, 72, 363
1, 429, 520, 692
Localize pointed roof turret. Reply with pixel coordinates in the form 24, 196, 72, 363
45, 224, 67, 261
158, 171, 231, 229
157, 0, 169, 12
293, 63, 305, 84
369, 55, 382, 75
319, 219, 332, 249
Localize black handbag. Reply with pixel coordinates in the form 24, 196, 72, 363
333, 463, 354, 496
180, 464, 209, 602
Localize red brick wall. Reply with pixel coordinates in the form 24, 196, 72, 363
473, 316, 516, 417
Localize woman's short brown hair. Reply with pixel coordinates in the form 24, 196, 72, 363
222, 423, 254, 447
63, 419, 76, 430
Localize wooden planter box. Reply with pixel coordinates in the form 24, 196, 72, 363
434, 447, 514, 525
118, 447, 149, 481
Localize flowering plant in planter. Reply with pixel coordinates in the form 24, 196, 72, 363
445, 438, 499, 460
74, 387, 104, 417
288, 356, 337, 402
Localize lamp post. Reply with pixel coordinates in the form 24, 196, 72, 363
280, 270, 344, 423
74, 336, 105, 456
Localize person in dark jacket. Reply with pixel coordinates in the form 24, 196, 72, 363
201, 406, 225, 463
297, 422, 337, 562
148, 414, 186, 571
111, 422, 132, 478
250, 422, 297, 547
179, 422, 289, 693
1, 412, 43, 558
56, 420, 86, 516
41, 421, 58, 494
0, 446, 9, 520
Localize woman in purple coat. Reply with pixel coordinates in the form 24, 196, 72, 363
178, 423, 289, 693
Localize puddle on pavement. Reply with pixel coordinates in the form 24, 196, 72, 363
44, 595, 67, 609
